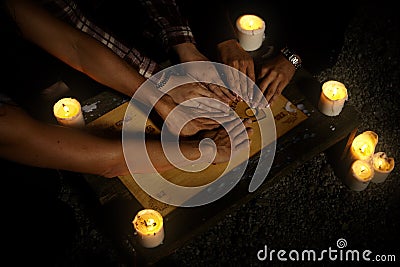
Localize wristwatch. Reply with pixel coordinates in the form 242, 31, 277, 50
281, 47, 302, 70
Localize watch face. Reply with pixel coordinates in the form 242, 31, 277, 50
282, 48, 301, 69
290, 55, 300, 65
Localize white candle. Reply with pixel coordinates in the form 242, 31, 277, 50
345, 160, 374, 191
349, 130, 379, 162
318, 80, 348, 116
236, 14, 266, 51
371, 152, 395, 183
132, 209, 164, 248
53, 97, 85, 128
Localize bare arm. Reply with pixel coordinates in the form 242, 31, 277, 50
0, 104, 127, 177
0, 104, 223, 176
5, 0, 147, 99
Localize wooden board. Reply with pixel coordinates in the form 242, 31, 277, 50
87, 95, 308, 216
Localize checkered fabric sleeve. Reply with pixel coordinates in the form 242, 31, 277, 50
42, 0, 159, 78
138, 0, 196, 51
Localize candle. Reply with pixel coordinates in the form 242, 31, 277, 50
345, 160, 374, 191
371, 152, 395, 183
236, 14, 266, 51
53, 97, 85, 128
349, 130, 379, 162
318, 80, 348, 116
132, 209, 164, 248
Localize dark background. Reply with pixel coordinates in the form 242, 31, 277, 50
2, 1, 398, 266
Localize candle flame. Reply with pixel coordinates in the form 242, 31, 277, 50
62, 103, 70, 113
360, 144, 368, 154
249, 20, 254, 27
238, 15, 264, 31
332, 87, 337, 97
145, 218, 157, 230
378, 159, 383, 169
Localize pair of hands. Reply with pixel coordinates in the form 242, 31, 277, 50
218, 39, 297, 105
151, 92, 253, 166
170, 40, 297, 110
147, 39, 297, 165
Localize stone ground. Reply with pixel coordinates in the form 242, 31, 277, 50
58, 2, 399, 266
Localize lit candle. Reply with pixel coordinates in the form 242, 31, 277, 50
345, 160, 374, 191
132, 209, 164, 248
349, 130, 379, 162
53, 97, 85, 128
318, 80, 348, 116
236, 14, 266, 51
371, 152, 395, 183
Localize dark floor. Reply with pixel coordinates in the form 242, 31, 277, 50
3, 1, 399, 267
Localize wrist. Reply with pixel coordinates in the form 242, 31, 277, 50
155, 70, 172, 90
217, 39, 240, 50
172, 42, 206, 62
280, 47, 302, 70
153, 93, 176, 120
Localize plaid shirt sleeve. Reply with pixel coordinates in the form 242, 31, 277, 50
41, 0, 159, 78
139, 0, 196, 51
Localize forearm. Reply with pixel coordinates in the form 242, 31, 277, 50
6, 0, 144, 97
0, 104, 210, 176
132, 139, 206, 174
0, 104, 126, 177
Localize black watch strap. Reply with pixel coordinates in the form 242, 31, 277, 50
281, 47, 302, 70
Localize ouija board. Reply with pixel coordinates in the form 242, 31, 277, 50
87, 94, 308, 216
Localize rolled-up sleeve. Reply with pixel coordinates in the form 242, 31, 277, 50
139, 0, 196, 51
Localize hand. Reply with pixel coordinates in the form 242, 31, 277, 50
163, 75, 230, 112
256, 54, 296, 105
154, 94, 236, 137
217, 39, 256, 102
200, 118, 254, 164
172, 43, 236, 104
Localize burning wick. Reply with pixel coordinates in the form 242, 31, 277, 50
62, 103, 70, 113
332, 87, 337, 97
144, 218, 157, 229
359, 144, 368, 153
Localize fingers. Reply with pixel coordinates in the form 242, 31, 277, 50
269, 82, 286, 104
233, 127, 253, 152
206, 83, 235, 104
230, 119, 253, 152
180, 120, 220, 137
185, 97, 231, 113
224, 68, 239, 99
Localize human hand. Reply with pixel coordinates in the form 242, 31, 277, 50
255, 54, 296, 105
217, 39, 256, 102
182, 61, 236, 104
173, 43, 236, 104
163, 74, 230, 112
154, 94, 236, 137
200, 118, 254, 164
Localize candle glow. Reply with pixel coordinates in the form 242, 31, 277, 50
318, 80, 348, 116
350, 130, 378, 161
238, 15, 264, 31
53, 97, 85, 127
236, 14, 266, 51
371, 152, 395, 183
351, 160, 374, 182
132, 209, 164, 248
343, 159, 374, 191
